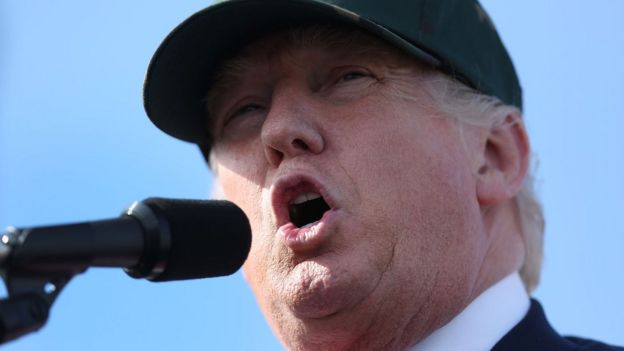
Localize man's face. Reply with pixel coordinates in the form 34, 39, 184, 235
209, 28, 490, 349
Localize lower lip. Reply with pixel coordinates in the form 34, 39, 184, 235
278, 209, 338, 252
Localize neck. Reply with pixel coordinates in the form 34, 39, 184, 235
410, 272, 530, 351
475, 199, 526, 293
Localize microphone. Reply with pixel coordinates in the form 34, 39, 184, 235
0, 198, 252, 282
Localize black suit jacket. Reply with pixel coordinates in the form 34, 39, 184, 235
492, 300, 623, 351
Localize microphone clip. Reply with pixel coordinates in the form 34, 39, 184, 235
0, 226, 74, 345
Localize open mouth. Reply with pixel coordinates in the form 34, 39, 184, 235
272, 175, 338, 251
272, 175, 336, 229
288, 192, 331, 228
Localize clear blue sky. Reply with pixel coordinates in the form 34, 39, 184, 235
1, 1, 622, 349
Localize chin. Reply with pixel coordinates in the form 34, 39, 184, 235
276, 257, 363, 320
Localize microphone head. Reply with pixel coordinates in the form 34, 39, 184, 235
136, 198, 252, 282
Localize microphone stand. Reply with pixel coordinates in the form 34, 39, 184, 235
0, 227, 81, 344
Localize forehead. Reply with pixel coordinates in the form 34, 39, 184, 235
205, 24, 420, 111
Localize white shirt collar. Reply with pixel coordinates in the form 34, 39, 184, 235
409, 272, 530, 351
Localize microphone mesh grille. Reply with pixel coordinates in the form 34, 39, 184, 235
143, 198, 251, 281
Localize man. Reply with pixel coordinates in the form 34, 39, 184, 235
142, 0, 623, 350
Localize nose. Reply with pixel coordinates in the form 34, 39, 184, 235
261, 87, 325, 167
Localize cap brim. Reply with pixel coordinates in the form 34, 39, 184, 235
143, 0, 439, 145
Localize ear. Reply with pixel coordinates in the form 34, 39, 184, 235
476, 112, 530, 206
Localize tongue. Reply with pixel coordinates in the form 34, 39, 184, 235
289, 197, 330, 227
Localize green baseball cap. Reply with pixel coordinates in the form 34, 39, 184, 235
144, 0, 522, 147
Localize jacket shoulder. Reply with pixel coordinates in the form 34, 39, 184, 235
493, 300, 623, 351
565, 336, 624, 351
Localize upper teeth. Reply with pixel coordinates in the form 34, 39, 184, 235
291, 192, 321, 205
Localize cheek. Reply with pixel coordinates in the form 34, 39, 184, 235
218, 171, 258, 215
215, 166, 270, 255
212, 139, 267, 183
343, 113, 479, 246
215, 164, 275, 288
213, 146, 271, 224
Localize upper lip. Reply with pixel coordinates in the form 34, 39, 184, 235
270, 172, 337, 227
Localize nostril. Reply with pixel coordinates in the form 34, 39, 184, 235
292, 139, 309, 150
267, 148, 284, 166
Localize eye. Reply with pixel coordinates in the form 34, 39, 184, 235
320, 66, 378, 102
234, 103, 262, 116
225, 103, 264, 124
339, 70, 369, 82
